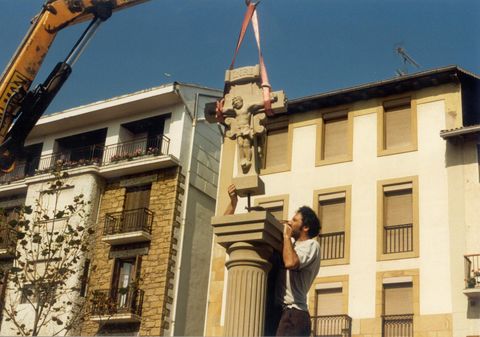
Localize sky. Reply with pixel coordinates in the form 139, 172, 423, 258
1, 0, 479, 114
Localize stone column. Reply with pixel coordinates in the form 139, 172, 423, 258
211, 211, 282, 337
223, 242, 272, 337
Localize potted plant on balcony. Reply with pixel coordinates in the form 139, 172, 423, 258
466, 276, 477, 288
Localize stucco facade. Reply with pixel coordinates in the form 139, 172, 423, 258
205, 66, 480, 336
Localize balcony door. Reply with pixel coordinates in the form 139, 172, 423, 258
123, 185, 151, 231
112, 256, 141, 309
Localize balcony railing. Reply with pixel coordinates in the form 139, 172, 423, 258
383, 223, 413, 254
102, 135, 169, 165
36, 144, 104, 174
104, 208, 154, 236
464, 254, 480, 289
382, 314, 413, 337
311, 315, 352, 337
0, 135, 171, 184
319, 231, 345, 260
90, 288, 144, 318
0, 159, 39, 185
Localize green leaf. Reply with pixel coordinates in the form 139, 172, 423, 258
55, 211, 65, 219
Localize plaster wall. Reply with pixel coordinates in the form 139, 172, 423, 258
204, 84, 472, 335
447, 138, 480, 336
0, 173, 103, 336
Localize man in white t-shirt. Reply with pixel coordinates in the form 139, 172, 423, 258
224, 186, 320, 336
274, 206, 321, 336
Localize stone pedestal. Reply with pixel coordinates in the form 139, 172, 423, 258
211, 211, 282, 337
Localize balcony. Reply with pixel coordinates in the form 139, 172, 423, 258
311, 315, 352, 337
0, 158, 40, 186
102, 208, 154, 245
90, 288, 144, 323
382, 314, 413, 337
464, 254, 480, 300
0, 228, 16, 259
383, 223, 413, 254
35, 144, 104, 175
0, 136, 173, 187
319, 231, 345, 260
102, 136, 169, 165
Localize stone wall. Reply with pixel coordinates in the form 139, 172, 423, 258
81, 167, 184, 336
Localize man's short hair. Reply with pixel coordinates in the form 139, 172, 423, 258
297, 206, 321, 238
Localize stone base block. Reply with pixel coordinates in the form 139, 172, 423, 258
211, 210, 282, 252
232, 175, 265, 198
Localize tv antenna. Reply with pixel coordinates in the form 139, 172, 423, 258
395, 45, 420, 76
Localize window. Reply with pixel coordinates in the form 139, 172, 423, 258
316, 110, 353, 165
377, 177, 418, 261
0, 207, 18, 249
378, 97, 417, 156
261, 118, 291, 174
79, 259, 91, 297
382, 282, 414, 337
111, 256, 142, 309
20, 284, 36, 304
20, 283, 56, 305
315, 288, 343, 316
254, 195, 289, 222
124, 185, 151, 211
383, 282, 413, 315
314, 186, 351, 266
310, 277, 351, 337
318, 194, 346, 261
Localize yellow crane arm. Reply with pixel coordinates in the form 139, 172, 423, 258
0, 0, 148, 171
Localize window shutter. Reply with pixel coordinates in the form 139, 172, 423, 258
323, 116, 348, 159
80, 259, 91, 297
134, 255, 142, 282
385, 189, 412, 226
384, 283, 413, 315
125, 185, 151, 210
319, 198, 345, 233
258, 200, 285, 221
264, 127, 288, 169
315, 288, 343, 316
384, 100, 412, 149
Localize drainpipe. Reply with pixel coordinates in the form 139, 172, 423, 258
168, 85, 197, 336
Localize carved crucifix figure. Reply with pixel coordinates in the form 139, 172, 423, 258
225, 95, 265, 174
204, 64, 287, 196
220, 65, 287, 197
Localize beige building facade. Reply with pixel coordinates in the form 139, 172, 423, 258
0, 83, 222, 336
205, 66, 480, 336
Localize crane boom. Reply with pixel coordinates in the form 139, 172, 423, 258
0, 0, 149, 172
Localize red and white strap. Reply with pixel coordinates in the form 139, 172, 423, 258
216, 1, 274, 121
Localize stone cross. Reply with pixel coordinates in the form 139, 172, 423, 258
220, 65, 286, 197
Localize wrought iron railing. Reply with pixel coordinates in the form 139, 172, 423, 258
464, 254, 480, 289
319, 231, 345, 260
102, 135, 169, 165
0, 135, 171, 181
104, 208, 154, 236
90, 288, 144, 317
311, 315, 352, 337
382, 314, 413, 337
383, 223, 413, 254
0, 158, 39, 185
36, 144, 103, 174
